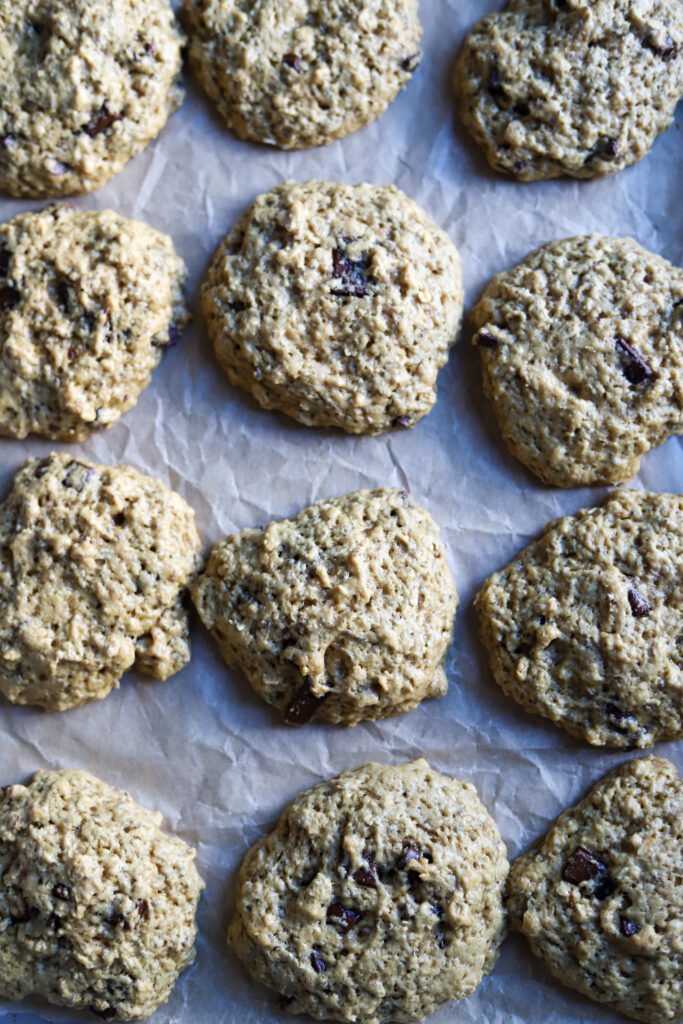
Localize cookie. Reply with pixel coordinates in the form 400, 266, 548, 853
0, 768, 203, 1020
0, 204, 188, 441
0, 0, 184, 198
202, 180, 463, 434
191, 488, 457, 726
229, 759, 508, 1024
509, 756, 683, 1023
182, 0, 421, 149
454, 0, 683, 181
476, 489, 683, 749
0, 453, 202, 711
471, 234, 683, 487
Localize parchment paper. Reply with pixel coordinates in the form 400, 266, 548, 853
1, 1, 682, 1021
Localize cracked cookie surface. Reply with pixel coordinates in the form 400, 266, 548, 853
182, 0, 421, 149
191, 488, 457, 726
202, 180, 463, 434
454, 0, 683, 181
0, 0, 184, 197
229, 759, 508, 1024
471, 234, 683, 486
508, 756, 683, 1023
0, 453, 202, 711
0, 204, 187, 441
0, 768, 203, 1020
476, 489, 683, 748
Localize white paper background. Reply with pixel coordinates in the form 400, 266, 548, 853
1, 1, 682, 1021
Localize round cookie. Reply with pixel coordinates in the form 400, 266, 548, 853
471, 234, 683, 487
454, 0, 683, 181
0, 204, 188, 441
476, 489, 683, 749
0, 453, 202, 711
229, 759, 508, 1024
0, 0, 184, 198
0, 768, 204, 1020
508, 756, 683, 1023
182, 0, 421, 149
191, 488, 457, 726
202, 180, 463, 434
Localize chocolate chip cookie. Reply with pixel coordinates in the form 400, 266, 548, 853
476, 489, 683, 748
0, 204, 187, 440
454, 0, 683, 181
0, 453, 202, 711
508, 756, 683, 1023
182, 0, 421, 149
202, 180, 463, 434
0, 768, 203, 1020
0, 0, 184, 197
229, 759, 508, 1024
471, 234, 683, 486
191, 488, 457, 725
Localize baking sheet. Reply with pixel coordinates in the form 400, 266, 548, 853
1, 1, 682, 1021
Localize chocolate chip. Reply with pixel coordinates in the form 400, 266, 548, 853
619, 915, 640, 936
616, 337, 653, 385
644, 34, 677, 61
45, 156, 68, 176
135, 898, 149, 919
396, 842, 421, 870
331, 244, 370, 298
353, 851, 377, 888
283, 53, 302, 71
62, 461, 94, 492
0, 247, 10, 276
151, 323, 179, 348
605, 702, 638, 737
563, 847, 614, 899
284, 678, 327, 726
489, 60, 506, 99
393, 415, 413, 428
475, 330, 498, 348
112, 512, 126, 527
310, 949, 327, 974
401, 52, 421, 72
327, 902, 362, 933
52, 884, 71, 901
627, 579, 651, 617
107, 912, 129, 930
0, 285, 19, 310
585, 136, 620, 163
83, 103, 123, 137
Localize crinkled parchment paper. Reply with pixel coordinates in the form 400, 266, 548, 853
1, 1, 682, 1022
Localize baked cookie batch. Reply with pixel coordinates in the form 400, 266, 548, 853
0, 0, 682, 1022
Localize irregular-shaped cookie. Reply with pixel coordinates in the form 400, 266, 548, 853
0, 204, 188, 441
191, 488, 457, 725
182, 0, 421, 149
454, 0, 683, 181
0, 768, 204, 1020
476, 489, 683, 749
202, 180, 463, 434
471, 235, 683, 486
0, 453, 202, 711
509, 756, 683, 1023
229, 759, 508, 1024
0, 0, 184, 198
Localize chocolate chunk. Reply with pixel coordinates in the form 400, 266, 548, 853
627, 579, 651, 617
62, 461, 94, 492
107, 911, 129, 930
284, 678, 327, 726
644, 34, 677, 61
616, 337, 653, 385
83, 103, 123, 137
393, 415, 413, 428
619, 915, 640, 936
396, 842, 421, 870
283, 53, 302, 72
0, 284, 19, 310
152, 323, 180, 348
310, 949, 327, 974
327, 902, 362, 933
401, 52, 421, 72
135, 898, 149, 919
0, 247, 10, 276
489, 60, 506, 99
45, 156, 68, 176
34, 459, 51, 479
585, 136, 620, 163
475, 330, 498, 348
605, 702, 638, 736
563, 847, 614, 900
331, 244, 371, 298
52, 884, 72, 901
112, 512, 127, 527
353, 851, 377, 888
